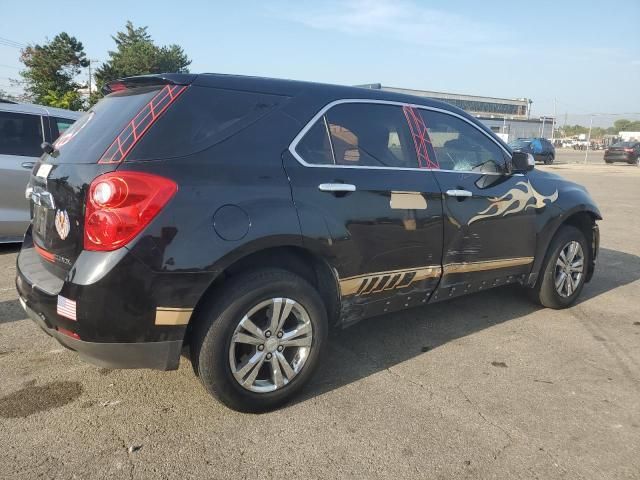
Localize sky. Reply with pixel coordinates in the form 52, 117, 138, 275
1, 0, 639, 127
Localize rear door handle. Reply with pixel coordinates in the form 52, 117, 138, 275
21, 162, 35, 169
318, 183, 357, 193
446, 189, 473, 198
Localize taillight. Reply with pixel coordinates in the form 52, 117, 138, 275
624, 148, 634, 153
84, 171, 177, 251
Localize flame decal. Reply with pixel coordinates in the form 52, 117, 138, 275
468, 181, 558, 225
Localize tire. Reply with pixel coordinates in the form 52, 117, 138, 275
190, 269, 328, 412
529, 226, 590, 309
544, 154, 553, 165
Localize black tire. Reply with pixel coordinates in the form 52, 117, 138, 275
544, 154, 553, 165
529, 226, 590, 309
190, 269, 328, 412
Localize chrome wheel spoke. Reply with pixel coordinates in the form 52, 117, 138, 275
268, 298, 294, 333
555, 271, 567, 291
233, 332, 264, 346
236, 351, 266, 386
239, 315, 264, 340
570, 258, 583, 272
276, 352, 295, 380
270, 356, 285, 388
565, 275, 574, 296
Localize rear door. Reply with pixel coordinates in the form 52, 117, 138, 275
0, 110, 43, 240
417, 108, 542, 301
284, 101, 443, 321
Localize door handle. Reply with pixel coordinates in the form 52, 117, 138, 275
21, 162, 35, 169
318, 183, 356, 193
446, 189, 473, 198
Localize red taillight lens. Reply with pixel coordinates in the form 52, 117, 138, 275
84, 171, 177, 251
624, 148, 634, 153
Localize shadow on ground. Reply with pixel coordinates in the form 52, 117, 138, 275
0, 300, 25, 324
296, 247, 640, 403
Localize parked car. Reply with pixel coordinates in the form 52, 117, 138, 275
0, 103, 81, 243
508, 137, 555, 164
16, 74, 601, 412
604, 141, 640, 165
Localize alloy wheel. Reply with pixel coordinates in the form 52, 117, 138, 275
229, 298, 313, 393
554, 241, 584, 297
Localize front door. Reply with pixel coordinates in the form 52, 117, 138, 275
284, 101, 443, 323
415, 108, 550, 301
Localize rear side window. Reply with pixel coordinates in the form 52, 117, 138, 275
52, 86, 162, 164
295, 103, 417, 168
418, 110, 506, 173
130, 87, 287, 160
53, 117, 74, 138
0, 111, 43, 157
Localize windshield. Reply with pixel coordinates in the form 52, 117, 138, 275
611, 141, 635, 148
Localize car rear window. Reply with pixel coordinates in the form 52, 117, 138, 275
611, 141, 634, 148
129, 86, 287, 161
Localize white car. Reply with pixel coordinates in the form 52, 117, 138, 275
0, 101, 81, 243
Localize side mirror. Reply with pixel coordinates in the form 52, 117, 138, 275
510, 151, 535, 173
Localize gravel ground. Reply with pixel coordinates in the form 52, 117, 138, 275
0, 163, 638, 479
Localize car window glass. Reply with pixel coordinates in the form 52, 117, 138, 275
419, 110, 504, 173
325, 103, 418, 168
0, 111, 43, 157
295, 117, 334, 164
54, 117, 74, 139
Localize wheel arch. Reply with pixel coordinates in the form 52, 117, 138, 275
530, 207, 600, 286
185, 244, 341, 345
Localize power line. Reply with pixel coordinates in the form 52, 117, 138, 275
0, 36, 26, 49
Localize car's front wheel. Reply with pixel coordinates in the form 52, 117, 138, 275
191, 269, 328, 412
529, 226, 590, 309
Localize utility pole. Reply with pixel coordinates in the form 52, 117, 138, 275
585, 115, 594, 164
551, 98, 557, 142
87, 59, 99, 96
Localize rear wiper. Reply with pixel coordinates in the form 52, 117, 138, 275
41, 141, 59, 158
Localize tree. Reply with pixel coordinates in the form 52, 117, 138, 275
19, 33, 89, 110
92, 21, 191, 103
613, 118, 640, 132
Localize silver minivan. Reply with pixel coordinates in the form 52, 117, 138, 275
0, 101, 81, 243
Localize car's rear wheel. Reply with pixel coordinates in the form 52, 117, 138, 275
544, 153, 553, 165
191, 269, 327, 412
529, 226, 589, 309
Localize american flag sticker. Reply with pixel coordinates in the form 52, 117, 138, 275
57, 295, 77, 321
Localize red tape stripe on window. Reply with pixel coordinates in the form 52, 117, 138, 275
99, 85, 187, 164
403, 105, 439, 169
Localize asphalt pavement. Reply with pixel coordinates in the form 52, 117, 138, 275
1, 159, 639, 479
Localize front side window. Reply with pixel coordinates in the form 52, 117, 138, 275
0, 111, 43, 157
419, 110, 506, 173
295, 103, 418, 168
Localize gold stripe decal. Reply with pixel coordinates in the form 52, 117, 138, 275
443, 257, 533, 274
338, 257, 534, 297
340, 266, 441, 297
155, 307, 193, 326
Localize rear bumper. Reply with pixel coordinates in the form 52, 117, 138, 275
15, 228, 214, 371
18, 295, 182, 370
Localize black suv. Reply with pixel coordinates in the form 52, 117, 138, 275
16, 74, 601, 411
509, 137, 556, 164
